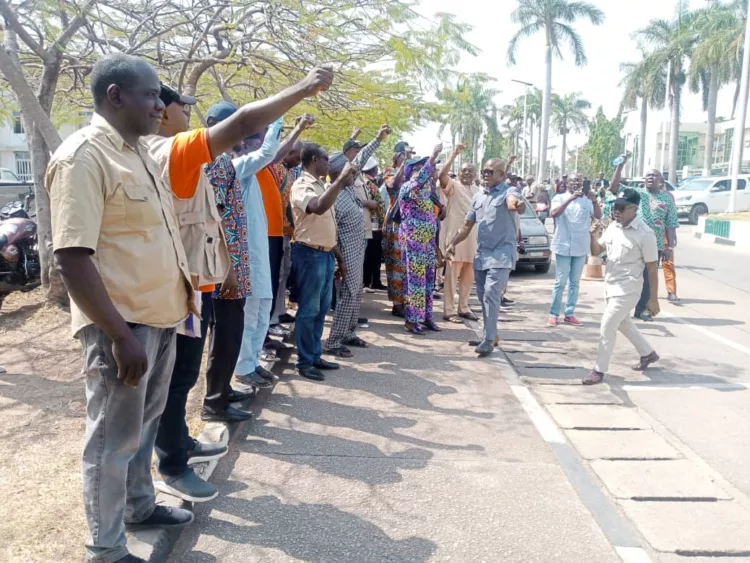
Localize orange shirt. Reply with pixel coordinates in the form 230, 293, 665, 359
168, 128, 215, 291
257, 166, 284, 237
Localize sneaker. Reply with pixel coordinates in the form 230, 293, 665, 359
126, 505, 194, 530
157, 468, 218, 503
547, 317, 558, 327
667, 293, 680, 303
564, 316, 582, 326
187, 439, 228, 465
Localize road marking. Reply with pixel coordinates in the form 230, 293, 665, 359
622, 383, 749, 391
509, 385, 566, 444
615, 546, 654, 563
659, 310, 750, 357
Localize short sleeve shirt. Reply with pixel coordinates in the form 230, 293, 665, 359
466, 183, 522, 271
550, 194, 594, 257
46, 113, 193, 336
291, 171, 337, 248
599, 217, 659, 298
634, 187, 678, 250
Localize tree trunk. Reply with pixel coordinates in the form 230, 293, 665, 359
639, 99, 648, 176
560, 127, 567, 177
668, 86, 681, 183
539, 35, 552, 183
703, 70, 719, 176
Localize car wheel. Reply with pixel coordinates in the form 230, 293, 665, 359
688, 203, 708, 225
535, 262, 551, 274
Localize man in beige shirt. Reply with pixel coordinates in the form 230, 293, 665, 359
584, 188, 660, 385
290, 143, 355, 381
438, 144, 479, 322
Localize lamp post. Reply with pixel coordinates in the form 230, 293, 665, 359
512, 79, 534, 177
729, 0, 750, 212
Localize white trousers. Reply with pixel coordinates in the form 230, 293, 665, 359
595, 294, 654, 373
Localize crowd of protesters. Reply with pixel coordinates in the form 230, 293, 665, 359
44, 52, 679, 563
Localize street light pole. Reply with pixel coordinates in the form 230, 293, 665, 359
729, 0, 750, 212
660, 60, 671, 175
512, 79, 534, 177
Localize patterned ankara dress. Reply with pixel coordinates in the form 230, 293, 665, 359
398, 160, 437, 324
383, 167, 406, 306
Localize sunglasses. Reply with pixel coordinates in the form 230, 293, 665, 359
481, 169, 497, 175
613, 203, 637, 212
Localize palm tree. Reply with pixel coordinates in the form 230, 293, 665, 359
438, 75, 500, 165
552, 93, 590, 176
507, 0, 604, 182
526, 87, 543, 177
619, 54, 666, 176
636, 3, 698, 182
690, 1, 744, 175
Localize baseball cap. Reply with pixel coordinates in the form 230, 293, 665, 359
159, 83, 196, 107
393, 141, 413, 154
206, 101, 238, 123
343, 139, 363, 153
614, 187, 641, 207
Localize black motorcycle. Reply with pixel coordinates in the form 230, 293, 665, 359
0, 186, 40, 309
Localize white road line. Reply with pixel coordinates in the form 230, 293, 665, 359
509, 385, 566, 444
615, 546, 654, 563
659, 309, 750, 357
622, 383, 749, 391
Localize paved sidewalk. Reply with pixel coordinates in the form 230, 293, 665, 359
169, 290, 619, 563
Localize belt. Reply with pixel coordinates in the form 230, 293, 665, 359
298, 241, 333, 252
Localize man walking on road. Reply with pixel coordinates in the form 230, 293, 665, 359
584, 188, 660, 385
547, 173, 600, 327
438, 143, 479, 323
446, 157, 526, 357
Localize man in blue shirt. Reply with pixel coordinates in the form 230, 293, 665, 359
446, 157, 526, 357
547, 173, 600, 327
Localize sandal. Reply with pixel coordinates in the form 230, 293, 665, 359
458, 312, 478, 321
422, 320, 442, 332
405, 324, 426, 336
443, 315, 464, 324
344, 337, 368, 348
325, 346, 353, 358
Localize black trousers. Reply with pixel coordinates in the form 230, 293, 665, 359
268, 236, 284, 321
203, 297, 245, 412
363, 231, 384, 288
155, 292, 212, 477
635, 251, 662, 317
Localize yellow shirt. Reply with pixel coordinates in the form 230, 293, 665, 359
290, 171, 337, 249
46, 113, 193, 336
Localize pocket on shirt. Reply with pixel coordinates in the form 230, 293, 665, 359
609, 239, 633, 262
122, 183, 163, 230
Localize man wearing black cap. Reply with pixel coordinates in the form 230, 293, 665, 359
584, 187, 660, 385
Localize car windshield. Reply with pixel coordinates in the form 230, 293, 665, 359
521, 201, 537, 218
678, 179, 713, 191
0, 169, 19, 181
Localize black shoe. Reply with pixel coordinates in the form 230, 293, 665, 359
201, 405, 252, 423
357, 317, 368, 325
278, 313, 296, 324
227, 388, 255, 402
236, 371, 272, 389
126, 505, 194, 531
314, 359, 340, 370
115, 556, 147, 563
371, 283, 387, 291
264, 339, 293, 351
256, 365, 279, 381
475, 340, 494, 357
187, 438, 228, 465
501, 297, 514, 308
268, 324, 290, 338
298, 366, 325, 381
156, 468, 218, 503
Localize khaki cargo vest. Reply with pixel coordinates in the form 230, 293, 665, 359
145, 135, 230, 289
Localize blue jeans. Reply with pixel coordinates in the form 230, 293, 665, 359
236, 297, 273, 374
549, 254, 586, 318
475, 267, 510, 343
292, 243, 335, 369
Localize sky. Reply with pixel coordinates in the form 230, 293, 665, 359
408, 0, 737, 160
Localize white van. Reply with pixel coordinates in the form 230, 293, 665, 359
673, 175, 750, 224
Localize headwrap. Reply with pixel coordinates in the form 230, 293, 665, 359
404, 156, 428, 180
328, 151, 348, 175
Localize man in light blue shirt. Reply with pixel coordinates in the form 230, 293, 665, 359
547, 173, 600, 327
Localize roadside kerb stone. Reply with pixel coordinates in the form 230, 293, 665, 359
566, 430, 682, 460
590, 459, 733, 500
620, 500, 750, 553
533, 384, 623, 405
547, 404, 651, 430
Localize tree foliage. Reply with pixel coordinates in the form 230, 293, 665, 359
577, 107, 625, 178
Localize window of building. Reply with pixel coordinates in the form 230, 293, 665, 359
12, 112, 25, 134
677, 133, 698, 169
14, 151, 33, 182
723, 129, 734, 163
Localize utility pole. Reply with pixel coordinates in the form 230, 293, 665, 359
512, 79, 534, 177
729, 0, 750, 212
660, 60, 672, 176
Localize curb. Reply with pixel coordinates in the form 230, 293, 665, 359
127, 346, 293, 562
693, 231, 736, 246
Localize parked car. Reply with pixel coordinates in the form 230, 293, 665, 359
518, 199, 551, 273
673, 175, 750, 224
0, 168, 21, 184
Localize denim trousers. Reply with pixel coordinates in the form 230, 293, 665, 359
155, 292, 212, 477
292, 243, 335, 369
549, 254, 587, 318
80, 324, 176, 563
236, 297, 273, 374
475, 267, 511, 343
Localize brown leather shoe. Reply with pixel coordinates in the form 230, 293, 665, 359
632, 351, 660, 371
582, 370, 604, 385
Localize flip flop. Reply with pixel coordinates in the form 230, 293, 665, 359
458, 312, 479, 321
